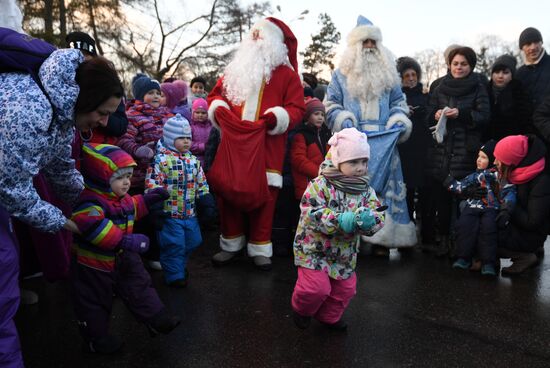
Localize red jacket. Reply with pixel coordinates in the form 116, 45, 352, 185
290, 122, 331, 199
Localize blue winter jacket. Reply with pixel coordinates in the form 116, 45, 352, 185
0, 49, 84, 232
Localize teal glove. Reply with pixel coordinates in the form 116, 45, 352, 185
338, 212, 357, 234
356, 209, 376, 231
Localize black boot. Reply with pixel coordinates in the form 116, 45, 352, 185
84, 335, 123, 354
321, 319, 348, 331
292, 311, 311, 329
146, 310, 181, 337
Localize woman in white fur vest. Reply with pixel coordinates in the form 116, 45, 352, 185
325, 15, 416, 256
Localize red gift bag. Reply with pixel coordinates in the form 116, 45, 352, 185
207, 107, 270, 211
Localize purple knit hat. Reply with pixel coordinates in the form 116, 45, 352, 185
161, 80, 188, 109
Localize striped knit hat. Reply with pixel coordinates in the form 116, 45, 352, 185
163, 114, 192, 152
81, 143, 136, 193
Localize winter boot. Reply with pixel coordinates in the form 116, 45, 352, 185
435, 235, 450, 258
167, 279, 188, 288
211, 250, 239, 266
480, 263, 497, 276
292, 311, 311, 329
146, 310, 181, 337
253, 256, 272, 271
501, 252, 537, 275
321, 319, 348, 331
84, 335, 123, 354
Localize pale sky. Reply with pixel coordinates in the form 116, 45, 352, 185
242, 0, 550, 60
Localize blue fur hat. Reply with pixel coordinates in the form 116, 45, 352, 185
163, 114, 192, 152
347, 15, 382, 46
131, 73, 161, 101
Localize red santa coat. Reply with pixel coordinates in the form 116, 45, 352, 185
208, 65, 305, 187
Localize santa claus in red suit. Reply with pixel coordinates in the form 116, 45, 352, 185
207, 17, 305, 270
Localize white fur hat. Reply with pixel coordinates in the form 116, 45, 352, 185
347, 15, 382, 46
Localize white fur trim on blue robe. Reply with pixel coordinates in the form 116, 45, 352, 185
362, 213, 417, 248
385, 113, 412, 144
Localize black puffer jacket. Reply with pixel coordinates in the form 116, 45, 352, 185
398, 83, 430, 188
426, 73, 491, 180
516, 51, 550, 109
504, 136, 550, 251
485, 79, 532, 142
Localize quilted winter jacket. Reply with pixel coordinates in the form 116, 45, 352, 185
72, 144, 148, 272
0, 49, 84, 232
426, 74, 490, 180
290, 122, 331, 199
118, 100, 173, 189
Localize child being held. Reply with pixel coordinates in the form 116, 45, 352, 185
118, 73, 174, 191
145, 114, 215, 288
189, 98, 212, 168
442, 140, 516, 276
291, 128, 385, 331
71, 144, 179, 354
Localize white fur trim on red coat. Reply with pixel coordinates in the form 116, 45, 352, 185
265, 106, 289, 135
208, 99, 230, 130
385, 113, 412, 144
248, 241, 273, 257
333, 110, 357, 133
266, 171, 283, 188
220, 234, 246, 252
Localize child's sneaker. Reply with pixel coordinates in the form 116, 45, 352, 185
452, 258, 471, 270
292, 311, 311, 329
481, 263, 497, 276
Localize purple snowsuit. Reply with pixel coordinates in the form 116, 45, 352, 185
0, 49, 85, 367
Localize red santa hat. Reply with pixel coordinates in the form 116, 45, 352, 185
254, 17, 298, 73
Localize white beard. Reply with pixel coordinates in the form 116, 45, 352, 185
339, 43, 400, 102
223, 35, 290, 105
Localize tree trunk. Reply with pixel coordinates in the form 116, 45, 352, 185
44, 0, 54, 43
86, 0, 104, 55
59, 0, 66, 45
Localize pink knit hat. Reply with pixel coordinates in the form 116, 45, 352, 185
328, 128, 370, 167
192, 98, 208, 112
160, 80, 188, 109
494, 135, 529, 166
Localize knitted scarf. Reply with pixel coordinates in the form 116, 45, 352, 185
320, 160, 370, 194
438, 73, 478, 97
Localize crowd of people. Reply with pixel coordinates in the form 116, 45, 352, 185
1, 8, 550, 366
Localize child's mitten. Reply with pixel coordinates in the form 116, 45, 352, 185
120, 234, 150, 253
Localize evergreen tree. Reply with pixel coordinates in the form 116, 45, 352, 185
301, 13, 340, 76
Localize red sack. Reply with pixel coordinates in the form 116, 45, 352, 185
207, 107, 270, 211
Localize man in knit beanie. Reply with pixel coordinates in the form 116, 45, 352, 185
516, 26, 550, 108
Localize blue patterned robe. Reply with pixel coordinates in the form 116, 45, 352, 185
325, 69, 417, 247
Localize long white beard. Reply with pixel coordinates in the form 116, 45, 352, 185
339, 43, 400, 102
223, 36, 290, 105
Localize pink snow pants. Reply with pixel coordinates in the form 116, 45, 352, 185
291, 267, 357, 324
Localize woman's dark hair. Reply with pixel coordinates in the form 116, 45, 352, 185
448, 47, 477, 71
75, 56, 124, 113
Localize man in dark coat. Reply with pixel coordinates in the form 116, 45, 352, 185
515, 27, 550, 110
